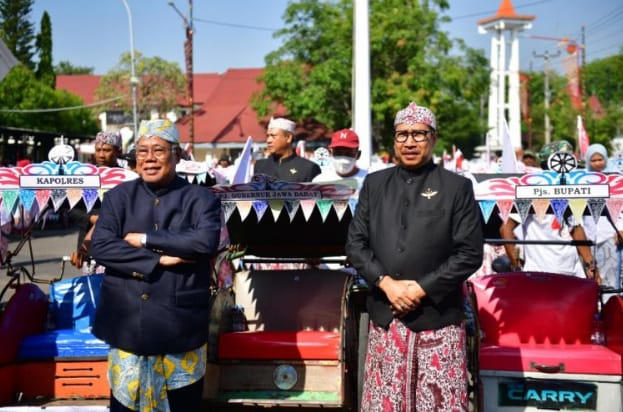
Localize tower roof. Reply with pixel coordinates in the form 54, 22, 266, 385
477, 0, 535, 26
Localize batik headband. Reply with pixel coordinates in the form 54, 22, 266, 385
138, 119, 179, 144
267, 117, 296, 134
94, 131, 122, 148
394, 102, 437, 130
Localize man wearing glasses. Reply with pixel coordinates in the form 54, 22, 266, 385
90, 119, 222, 412
253, 117, 321, 182
346, 102, 484, 411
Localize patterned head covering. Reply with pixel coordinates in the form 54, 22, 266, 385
267, 117, 296, 134
138, 119, 179, 144
538, 140, 574, 164
394, 102, 437, 130
95, 131, 122, 148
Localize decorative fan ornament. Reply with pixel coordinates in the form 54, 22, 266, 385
48, 144, 75, 164
548, 152, 577, 174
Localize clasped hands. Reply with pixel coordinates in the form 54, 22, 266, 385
378, 277, 426, 317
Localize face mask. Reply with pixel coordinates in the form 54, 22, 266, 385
333, 156, 357, 175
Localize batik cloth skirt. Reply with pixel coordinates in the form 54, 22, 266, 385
361, 319, 468, 412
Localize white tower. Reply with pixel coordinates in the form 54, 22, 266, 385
478, 0, 534, 150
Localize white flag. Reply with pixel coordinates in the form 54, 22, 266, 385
501, 118, 518, 173
231, 136, 254, 184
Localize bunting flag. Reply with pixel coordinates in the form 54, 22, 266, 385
316, 199, 334, 222
496, 199, 514, 223
268, 199, 285, 221
237, 201, 254, 221
35, 189, 51, 212
222, 201, 237, 222
532, 199, 550, 223
251, 200, 268, 221
606, 198, 623, 223
332, 200, 350, 221
478, 200, 496, 224
66, 188, 84, 210
562, 52, 582, 110
284, 200, 300, 222
550, 199, 569, 226
569, 198, 588, 222
300, 199, 317, 221
587, 199, 606, 224
83, 189, 99, 214
2, 190, 19, 216
50, 189, 67, 212
18, 189, 36, 212
515, 199, 532, 223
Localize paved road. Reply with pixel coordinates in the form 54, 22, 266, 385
1, 225, 82, 304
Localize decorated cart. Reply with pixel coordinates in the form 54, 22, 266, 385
0, 143, 136, 409
204, 176, 367, 409
468, 152, 623, 411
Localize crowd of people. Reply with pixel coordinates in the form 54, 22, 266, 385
16, 103, 618, 411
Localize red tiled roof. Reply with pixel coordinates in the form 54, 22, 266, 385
477, 0, 535, 25
56, 75, 101, 105
56, 69, 269, 146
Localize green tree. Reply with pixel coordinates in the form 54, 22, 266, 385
54, 60, 94, 75
0, 65, 97, 134
0, 0, 35, 70
252, 0, 489, 157
35, 11, 54, 88
95, 51, 185, 121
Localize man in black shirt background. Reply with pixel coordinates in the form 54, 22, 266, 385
253, 117, 321, 182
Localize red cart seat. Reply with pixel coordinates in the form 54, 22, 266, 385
219, 330, 340, 360
469, 272, 622, 375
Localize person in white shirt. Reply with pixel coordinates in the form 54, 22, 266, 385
313, 128, 367, 194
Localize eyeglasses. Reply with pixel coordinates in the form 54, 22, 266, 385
135, 146, 173, 160
394, 129, 432, 143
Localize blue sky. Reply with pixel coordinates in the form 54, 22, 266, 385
30, 0, 623, 75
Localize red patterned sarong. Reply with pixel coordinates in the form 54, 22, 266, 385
361, 319, 467, 411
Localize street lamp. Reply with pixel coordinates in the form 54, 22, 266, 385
168, 0, 194, 157
120, 0, 139, 144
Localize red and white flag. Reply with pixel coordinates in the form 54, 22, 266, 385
577, 115, 590, 159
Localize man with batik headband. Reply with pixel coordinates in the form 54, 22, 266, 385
69, 130, 124, 270
94, 130, 124, 168
346, 102, 483, 411
253, 116, 321, 182
91, 119, 222, 412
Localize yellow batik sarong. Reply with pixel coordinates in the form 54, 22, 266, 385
108, 344, 206, 412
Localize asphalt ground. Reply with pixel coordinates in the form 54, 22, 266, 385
1, 223, 82, 304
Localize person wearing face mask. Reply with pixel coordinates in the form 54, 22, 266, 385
312, 128, 367, 195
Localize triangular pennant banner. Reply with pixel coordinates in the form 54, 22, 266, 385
316, 199, 333, 222
532, 199, 550, 223
332, 200, 350, 221
568, 199, 587, 223
252, 200, 268, 221
300, 199, 316, 221
186, 174, 194, 183
236, 201, 253, 221
606, 198, 623, 224
268, 200, 285, 221
18, 189, 36, 212
515, 199, 532, 223
35, 189, 51, 212
478, 200, 496, 224
2, 190, 19, 216
222, 201, 237, 222
550, 199, 569, 226
50, 189, 67, 212
587, 199, 606, 224
196, 173, 207, 185
82, 189, 99, 213
284, 200, 300, 222
66, 188, 84, 210
496, 199, 514, 223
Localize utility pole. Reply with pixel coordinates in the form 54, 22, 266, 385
120, 0, 139, 143
169, 1, 194, 157
533, 49, 560, 145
